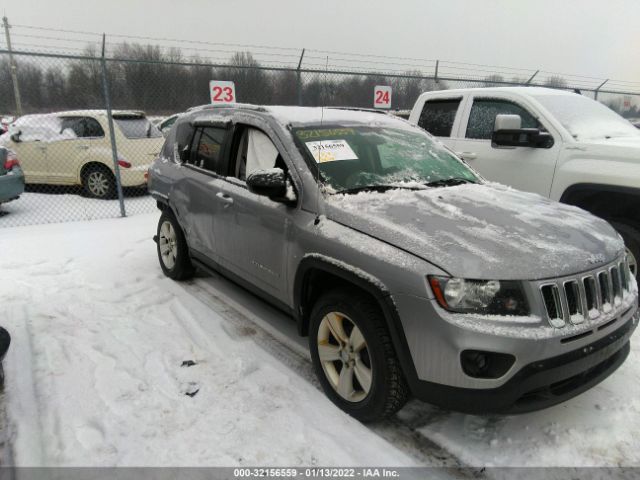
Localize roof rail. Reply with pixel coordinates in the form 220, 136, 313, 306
325, 106, 388, 115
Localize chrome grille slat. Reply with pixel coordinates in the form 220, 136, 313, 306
540, 257, 632, 328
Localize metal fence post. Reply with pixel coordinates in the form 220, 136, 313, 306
100, 34, 126, 218
296, 48, 305, 106
594, 79, 608, 101
525, 70, 539, 85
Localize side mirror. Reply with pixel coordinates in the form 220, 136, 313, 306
246, 168, 295, 203
10, 132, 21, 143
492, 114, 554, 149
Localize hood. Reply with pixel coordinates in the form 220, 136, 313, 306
573, 135, 640, 160
324, 183, 624, 280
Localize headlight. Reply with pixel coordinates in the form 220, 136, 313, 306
428, 276, 529, 315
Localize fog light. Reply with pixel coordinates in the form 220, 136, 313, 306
461, 350, 515, 379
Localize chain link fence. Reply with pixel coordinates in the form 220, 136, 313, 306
0, 48, 639, 228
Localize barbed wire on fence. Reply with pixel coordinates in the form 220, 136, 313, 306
0, 24, 639, 229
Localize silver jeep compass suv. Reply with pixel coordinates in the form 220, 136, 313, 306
148, 104, 639, 422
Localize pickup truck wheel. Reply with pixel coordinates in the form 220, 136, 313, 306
610, 221, 639, 278
309, 290, 409, 422
156, 211, 194, 280
82, 164, 116, 199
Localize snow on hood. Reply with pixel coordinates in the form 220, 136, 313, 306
0, 114, 76, 144
325, 183, 624, 280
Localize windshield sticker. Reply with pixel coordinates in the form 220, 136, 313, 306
297, 128, 356, 140
305, 140, 359, 163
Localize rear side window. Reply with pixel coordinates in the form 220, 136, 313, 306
59, 116, 105, 138
466, 99, 539, 140
188, 126, 226, 173
114, 116, 162, 139
418, 99, 461, 137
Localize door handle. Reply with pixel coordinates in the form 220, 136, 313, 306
77, 145, 89, 150
216, 192, 234, 205
456, 151, 477, 161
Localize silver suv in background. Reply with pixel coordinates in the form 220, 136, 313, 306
149, 104, 638, 422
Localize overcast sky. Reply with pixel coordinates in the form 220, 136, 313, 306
2, 0, 638, 84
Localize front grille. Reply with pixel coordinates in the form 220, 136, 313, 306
540, 257, 633, 328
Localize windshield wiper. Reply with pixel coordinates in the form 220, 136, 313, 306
336, 184, 422, 195
424, 177, 476, 188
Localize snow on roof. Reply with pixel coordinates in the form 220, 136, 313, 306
419, 86, 578, 98
189, 104, 411, 128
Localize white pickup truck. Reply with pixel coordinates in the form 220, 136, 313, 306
409, 86, 640, 277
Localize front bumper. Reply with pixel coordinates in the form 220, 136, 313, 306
410, 312, 637, 413
0, 167, 25, 203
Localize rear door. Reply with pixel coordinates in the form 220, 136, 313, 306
414, 96, 465, 152
213, 124, 293, 302
171, 123, 230, 260
454, 95, 560, 195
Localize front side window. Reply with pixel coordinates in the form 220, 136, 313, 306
114, 116, 163, 139
233, 128, 281, 181
293, 125, 479, 193
418, 98, 461, 137
189, 126, 226, 172
466, 99, 539, 140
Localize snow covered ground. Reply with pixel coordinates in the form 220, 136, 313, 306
0, 191, 155, 228
1, 213, 640, 468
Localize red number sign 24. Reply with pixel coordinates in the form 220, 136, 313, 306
212, 86, 234, 102
375, 90, 390, 104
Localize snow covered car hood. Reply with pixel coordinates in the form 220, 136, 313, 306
572, 136, 640, 164
325, 183, 624, 280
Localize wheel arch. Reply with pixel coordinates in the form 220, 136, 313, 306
293, 254, 420, 390
560, 183, 640, 226
78, 160, 114, 183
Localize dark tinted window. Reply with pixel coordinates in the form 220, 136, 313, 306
418, 99, 461, 137
189, 126, 226, 173
59, 116, 105, 138
114, 116, 162, 139
466, 99, 539, 140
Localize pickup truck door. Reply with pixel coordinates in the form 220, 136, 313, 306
453, 95, 560, 196
413, 96, 467, 153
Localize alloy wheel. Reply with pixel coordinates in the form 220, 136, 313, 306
87, 171, 110, 198
159, 220, 177, 270
317, 311, 372, 403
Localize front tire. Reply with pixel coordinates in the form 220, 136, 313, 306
309, 290, 409, 422
157, 211, 194, 280
610, 221, 639, 278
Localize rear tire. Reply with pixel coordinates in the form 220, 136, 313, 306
309, 289, 409, 422
157, 210, 194, 280
82, 164, 116, 199
610, 221, 639, 278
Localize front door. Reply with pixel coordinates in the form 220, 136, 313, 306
454, 96, 560, 196
12, 139, 48, 183
213, 125, 291, 301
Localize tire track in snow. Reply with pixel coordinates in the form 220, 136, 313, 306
179, 274, 473, 471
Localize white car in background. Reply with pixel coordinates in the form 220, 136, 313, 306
0, 110, 164, 198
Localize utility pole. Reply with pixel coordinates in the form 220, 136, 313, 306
3, 16, 23, 116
